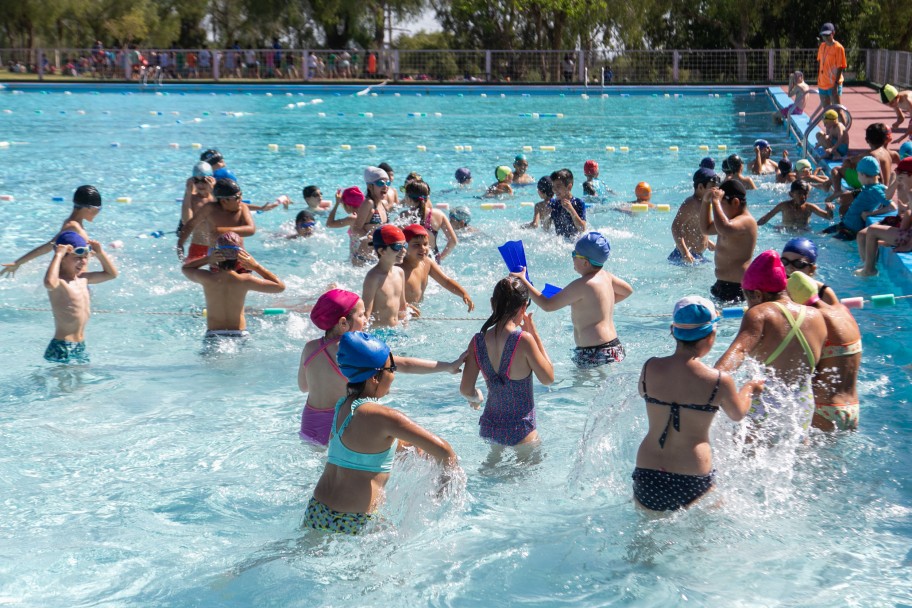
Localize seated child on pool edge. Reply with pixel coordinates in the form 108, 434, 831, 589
511, 231, 633, 369
44, 231, 118, 363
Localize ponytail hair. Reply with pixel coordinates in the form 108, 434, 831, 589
405, 179, 431, 221
480, 276, 529, 335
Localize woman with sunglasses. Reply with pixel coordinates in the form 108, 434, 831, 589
350, 167, 391, 264
779, 237, 839, 305
305, 331, 458, 535
400, 180, 458, 262
460, 277, 553, 460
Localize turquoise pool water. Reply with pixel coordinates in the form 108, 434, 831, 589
0, 86, 910, 606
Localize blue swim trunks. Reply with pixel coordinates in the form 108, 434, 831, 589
668, 248, 708, 266
818, 85, 843, 97
44, 339, 89, 364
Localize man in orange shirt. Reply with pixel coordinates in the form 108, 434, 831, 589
817, 22, 847, 113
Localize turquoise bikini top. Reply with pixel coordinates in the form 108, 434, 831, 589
327, 397, 398, 473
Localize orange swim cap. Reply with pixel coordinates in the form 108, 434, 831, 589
635, 182, 652, 200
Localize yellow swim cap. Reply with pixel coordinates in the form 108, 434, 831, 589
881, 84, 899, 104
495, 166, 513, 182
786, 271, 819, 305
824, 109, 838, 121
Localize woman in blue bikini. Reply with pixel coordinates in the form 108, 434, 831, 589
305, 332, 458, 535
633, 296, 763, 512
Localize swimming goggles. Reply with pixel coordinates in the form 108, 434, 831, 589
377, 353, 397, 374
216, 245, 241, 251
297, 222, 316, 229
385, 242, 407, 252
780, 257, 812, 270
572, 252, 589, 261
373, 179, 392, 187
70, 245, 92, 257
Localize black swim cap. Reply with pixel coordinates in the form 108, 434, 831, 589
213, 178, 241, 198
73, 185, 101, 207
200, 148, 223, 164
724, 154, 743, 171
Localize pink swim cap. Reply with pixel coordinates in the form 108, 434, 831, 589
742, 250, 787, 293
341, 186, 365, 207
310, 289, 360, 331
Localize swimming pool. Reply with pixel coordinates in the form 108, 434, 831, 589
0, 85, 910, 606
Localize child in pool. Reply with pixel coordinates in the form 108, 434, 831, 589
326, 186, 371, 265
511, 231, 633, 368
722, 154, 757, 190
43, 231, 118, 363
524, 176, 553, 230
362, 225, 408, 328
486, 166, 514, 197
398, 224, 473, 313
756, 180, 834, 230
776, 157, 797, 183
449, 207, 477, 234
630, 182, 656, 209
582, 160, 603, 196
286, 209, 316, 239
459, 277, 553, 457
794, 159, 831, 190
303, 185, 332, 213
2, 185, 103, 278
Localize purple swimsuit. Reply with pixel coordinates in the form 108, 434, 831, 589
473, 328, 536, 446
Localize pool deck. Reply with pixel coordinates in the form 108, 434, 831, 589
770, 84, 912, 297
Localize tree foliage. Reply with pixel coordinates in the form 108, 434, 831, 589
0, 0, 911, 53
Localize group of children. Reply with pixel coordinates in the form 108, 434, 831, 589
4, 122, 897, 530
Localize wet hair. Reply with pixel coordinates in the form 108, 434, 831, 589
790, 179, 811, 194
537, 175, 553, 197
480, 276, 530, 335
550, 168, 574, 185
296, 209, 315, 224
302, 185, 320, 199
73, 184, 102, 207
217, 259, 239, 271
723, 154, 743, 172
865, 123, 890, 148
378, 162, 394, 175
405, 180, 431, 220
404, 171, 422, 186
583, 181, 596, 195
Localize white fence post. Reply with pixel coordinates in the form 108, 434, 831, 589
673, 50, 679, 83
213, 51, 220, 81
894, 51, 900, 84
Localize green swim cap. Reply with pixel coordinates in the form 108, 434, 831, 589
495, 166, 513, 181
514, 154, 527, 162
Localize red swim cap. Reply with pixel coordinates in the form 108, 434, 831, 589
402, 224, 429, 242
584, 160, 599, 176
372, 224, 406, 248
742, 250, 787, 293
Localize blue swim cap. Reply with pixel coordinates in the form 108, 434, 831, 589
672, 296, 719, 341
700, 157, 715, 169
455, 167, 472, 184
55, 230, 87, 249
574, 231, 610, 267
337, 332, 392, 383
693, 167, 718, 186
856, 155, 880, 177
782, 237, 818, 263
754, 139, 770, 149
900, 141, 912, 159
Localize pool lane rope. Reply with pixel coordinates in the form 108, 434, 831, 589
5, 293, 909, 321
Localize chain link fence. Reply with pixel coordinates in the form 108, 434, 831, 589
0, 47, 875, 85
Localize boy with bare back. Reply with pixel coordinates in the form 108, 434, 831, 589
3, 185, 102, 278
177, 178, 255, 263
178, 161, 216, 260
362, 225, 408, 328
511, 231, 633, 368
398, 224, 474, 314
700, 180, 758, 304
43, 231, 118, 363
181, 232, 285, 339
756, 180, 834, 230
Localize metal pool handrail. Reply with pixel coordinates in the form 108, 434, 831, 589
801, 103, 852, 160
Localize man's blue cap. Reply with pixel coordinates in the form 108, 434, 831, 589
574, 231, 610, 267
672, 296, 719, 341
693, 167, 718, 186
55, 231, 87, 248
900, 141, 912, 159
337, 331, 391, 383
857, 155, 880, 176
754, 139, 770, 149
782, 237, 818, 263
699, 157, 715, 169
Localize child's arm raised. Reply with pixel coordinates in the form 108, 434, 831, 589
326, 190, 357, 228
807, 202, 836, 220
3, 239, 55, 278
82, 240, 118, 284
43, 244, 69, 290
756, 202, 785, 226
